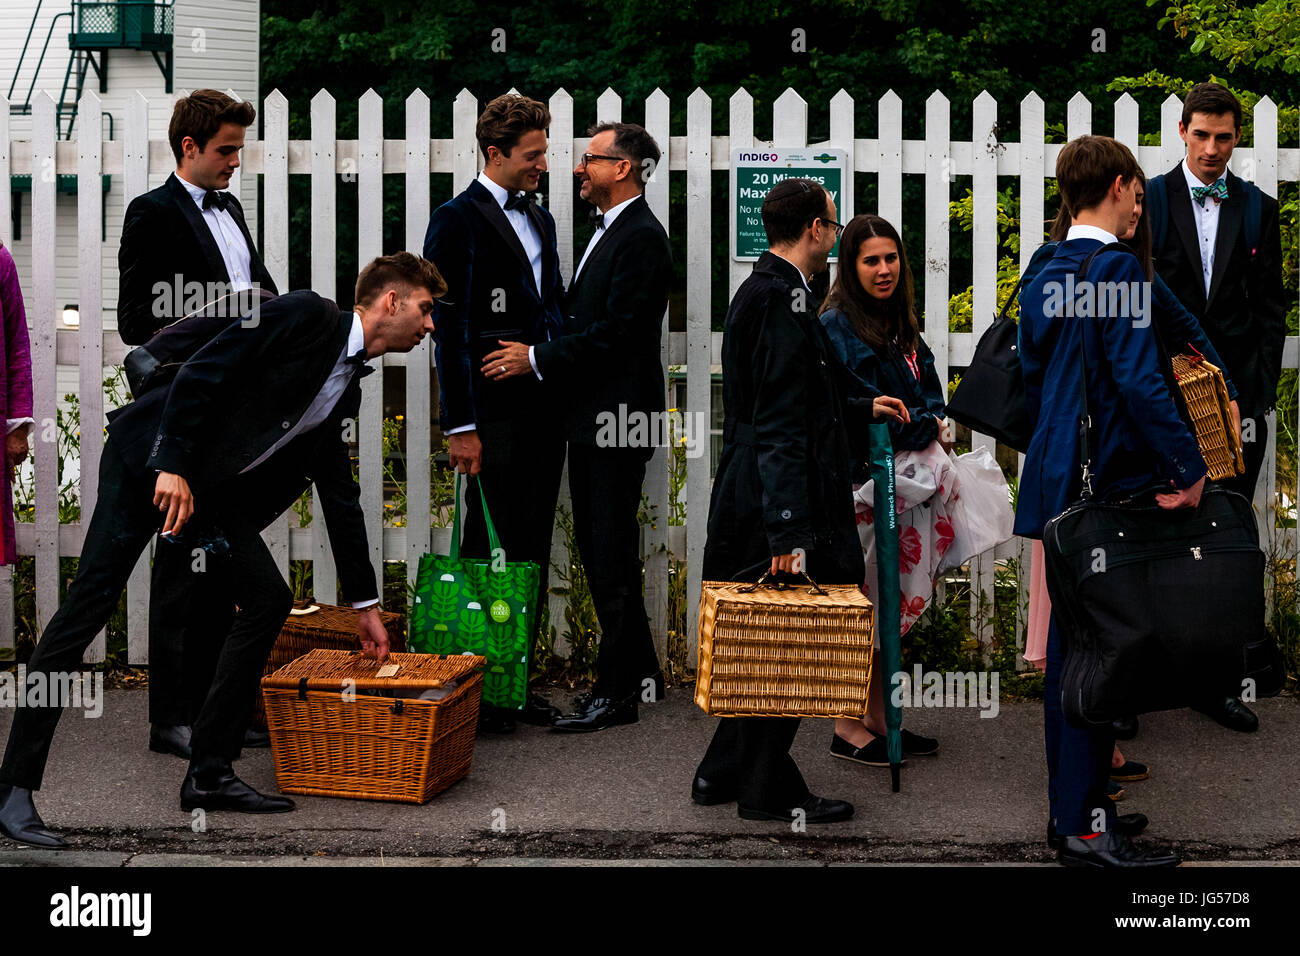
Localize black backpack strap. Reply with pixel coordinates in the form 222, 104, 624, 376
1146, 173, 1168, 255
1240, 178, 1263, 253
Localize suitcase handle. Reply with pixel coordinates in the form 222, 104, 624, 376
738, 570, 828, 596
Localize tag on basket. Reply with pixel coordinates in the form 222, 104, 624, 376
375, 663, 401, 678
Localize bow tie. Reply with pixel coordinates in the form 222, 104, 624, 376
504, 192, 536, 212
1191, 179, 1228, 207
345, 348, 374, 378
202, 190, 231, 212
588, 206, 606, 229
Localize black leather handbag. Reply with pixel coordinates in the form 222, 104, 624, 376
945, 269, 1034, 451
1042, 245, 1284, 726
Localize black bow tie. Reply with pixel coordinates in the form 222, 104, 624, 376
345, 348, 374, 378
504, 192, 536, 212
202, 190, 231, 212
588, 206, 605, 229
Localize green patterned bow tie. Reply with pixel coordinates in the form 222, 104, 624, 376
1191, 179, 1229, 206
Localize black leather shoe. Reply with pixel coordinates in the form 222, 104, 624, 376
550, 695, 638, 732
1111, 715, 1139, 740
518, 692, 561, 726
149, 723, 193, 759
691, 776, 737, 806
1048, 813, 1149, 850
0, 784, 66, 849
1193, 696, 1259, 733
180, 757, 295, 813
1058, 829, 1179, 867
242, 729, 271, 748
738, 795, 854, 824
477, 706, 517, 734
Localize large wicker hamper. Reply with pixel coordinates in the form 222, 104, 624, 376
262, 649, 482, 804
695, 579, 874, 718
1170, 353, 1245, 482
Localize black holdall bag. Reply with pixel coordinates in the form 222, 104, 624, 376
1042, 244, 1284, 728
944, 262, 1040, 452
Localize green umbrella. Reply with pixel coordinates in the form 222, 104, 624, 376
865, 422, 903, 791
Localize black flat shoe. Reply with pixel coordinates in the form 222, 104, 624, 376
1058, 830, 1179, 868
901, 728, 938, 756
738, 795, 854, 824
550, 695, 638, 733
180, 758, 295, 814
641, 670, 667, 703
477, 706, 517, 735
1110, 760, 1149, 782
690, 775, 737, 806
1111, 715, 1139, 740
1193, 696, 1259, 733
1048, 813, 1148, 850
829, 732, 905, 767
0, 784, 66, 849
149, 723, 193, 759
518, 692, 561, 726
242, 728, 271, 749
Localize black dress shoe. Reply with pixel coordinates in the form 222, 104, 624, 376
180, 757, 295, 813
0, 784, 67, 849
1048, 813, 1149, 850
738, 795, 854, 824
242, 728, 271, 748
149, 723, 193, 759
550, 695, 638, 732
1058, 829, 1179, 867
477, 706, 517, 734
1193, 696, 1259, 733
518, 692, 561, 726
1111, 715, 1139, 740
691, 775, 737, 806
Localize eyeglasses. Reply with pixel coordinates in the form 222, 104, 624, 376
579, 152, 626, 167
817, 217, 845, 238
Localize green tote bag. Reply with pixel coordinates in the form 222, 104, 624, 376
409, 473, 539, 709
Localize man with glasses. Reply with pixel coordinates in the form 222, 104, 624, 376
484, 123, 671, 732
423, 94, 567, 734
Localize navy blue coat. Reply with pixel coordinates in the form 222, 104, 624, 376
1014, 239, 1206, 538
423, 179, 564, 430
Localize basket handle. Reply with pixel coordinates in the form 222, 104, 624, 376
738, 570, 827, 596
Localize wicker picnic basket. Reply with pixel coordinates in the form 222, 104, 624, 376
696, 575, 874, 718
1170, 353, 1245, 482
250, 604, 407, 730
262, 649, 483, 804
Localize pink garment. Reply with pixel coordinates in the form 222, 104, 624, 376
1024, 538, 1050, 671
0, 244, 34, 565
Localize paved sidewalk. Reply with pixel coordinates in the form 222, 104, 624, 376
1, 687, 1297, 864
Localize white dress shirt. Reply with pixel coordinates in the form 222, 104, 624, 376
528, 194, 641, 380
175, 173, 254, 293
1181, 158, 1225, 298
446, 172, 547, 435
1066, 223, 1119, 246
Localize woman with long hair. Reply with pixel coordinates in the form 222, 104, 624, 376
818, 214, 947, 766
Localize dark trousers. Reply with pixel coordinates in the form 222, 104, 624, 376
697, 717, 809, 810
1043, 613, 1115, 835
147, 540, 235, 727
1220, 409, 1268, 500
567, 442, 660, 700
0, 441, 292, 790
462, 414, 566, 693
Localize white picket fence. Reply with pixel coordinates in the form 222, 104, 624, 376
1, 85, 1297, 667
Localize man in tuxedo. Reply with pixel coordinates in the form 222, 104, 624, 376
423, 94, 567, 734
0, 254, 442, 848
117, 89, 279, 759
1148, 82, 1285, 734
483, 122, 671, 732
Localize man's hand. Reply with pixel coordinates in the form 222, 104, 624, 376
770, 552, 805, 575
448, 431, 482, 475
357, 606, 390, 662
1229, 399, 1242, 441
153, 471, 194, 535
481, 340, 533, 381
6, 428, 29, 470
872, 396, 910, 424
1155, 474, 1206, 511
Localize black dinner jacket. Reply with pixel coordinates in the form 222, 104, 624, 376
533, 194, 672, 444
106, 290, 377, 603
422, 177, 564, 429
118, 172, 278, 344
1151, 163, 1285, 416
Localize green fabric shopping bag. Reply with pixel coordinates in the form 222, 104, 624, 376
409, 473, 538, 709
